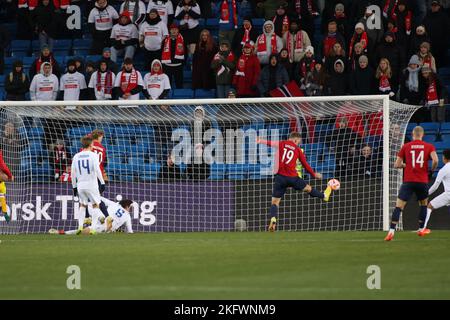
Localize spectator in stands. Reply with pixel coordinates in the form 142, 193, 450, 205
73, 57, 85, 74
390, 0, 413, 49
52, 139, 69, 181
237, 0, 254, 18
300, 61, 327, 96
400, 55, 422, 105
211, 39, 236, 98
350, 55, 374, 95
215, 0, 240, 44
233, 41, 260, 97
348, 23, 368, 64
322, 0, 351, 28
349, 42, 365, 71
113, 57, 144, 101
101, 47, 119, 74
143, 59, 171, 99
420, 66, 447, 123
16, 1, 34, 40
255, 20, 283, 66
88, 59, 116, 100
120, 0, 147, 26
333, 3, 351, 43
283, 18, 311, 64
359, 5, 384, 61
327, 116, 363, 179
110, 11, 139, 63
375, 32, 404, 83
423, 0, 450, 67
161, 23, 185, 89
409, 25, 430, 58
231, 16, 258, 58
324, 59, 348, 96
174, 0, 202, 57
4, 60, 30, 101
289, 0, 319, 41
227, 87, 237, 98
322, 20, 345, 59
0, 22, 9, 75
272, 4, 289, 38
278, 48, 293, 80
158, 152, 184, 180
29, 45, 60, 80
192, 29, 217, 90
29, 62, 59, 101
417, 42, 437, 73
325, 42, 346, 75
375, 58, 397, 98
256, 0, 288, 20
295, 45, 315, 85
59, 60, 88, 103
32, 0, 58, 52
257, 53, 289, 96
147, 0, 175, 26
88, 0, 119, 55
353, 144, 381, 179
140, 8, 169, 69
85, 61, 97, 84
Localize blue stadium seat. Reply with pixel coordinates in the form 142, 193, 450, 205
303, 143, 324, 156
73, 49, 89, 57
128, 156, 144, 173
86, 55, 102, 63
206, 18, 220, 30
194, 89, 215, 99
11, 40, 30, 54
441, 134, 450, 144
22, 56, 35, 67
440, 122, 450, 134
172, 88, 194, 99
433, 142, 447, 151
54, 39, 72, 50
4, 57, 15, 69
423, 135, 437, 143
420, 122, 440, 135
366, 135, 383, 150
31, 40, 41, 53
73, 39, 91, 50
0, 75, 5, 87
115, 125, 136, 139
129, 144, 148, 156
140, 163, 161, 181
252, 18, 265, 28
197, 18, 205, 27
67, 126, 95, 139
209, 163, 226, 180
11, 51, 27, 58
266, 122, 290, 140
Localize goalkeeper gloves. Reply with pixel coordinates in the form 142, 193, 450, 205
73, 187, 78, 197
99, 184, 106, 193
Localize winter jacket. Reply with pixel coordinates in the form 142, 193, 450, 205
257, 63, 289, 96
32, 1, 59, 38
350, 66, 374, 95
192, 41, 217, 89
5, 70, 30, 101
211, 50, 236, 85
233, 53, 260, 97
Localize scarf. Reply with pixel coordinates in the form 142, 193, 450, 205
273, 15, 289, 35
379, 74, 391, 92
393, 9, 412, 34
124, 0, 140, 24
406, 67, 420, 92
235, 54, 250, 77
286, 31, 304, 59
18, 0, 70, 10
120, 69, 138, 94
219, 0, 238, 29
96, 70, 114, 95
213, 51, 235, 76
427, 80, 439, 105
349, 32, 368, 58
300, 58, 315, 77
161, 34, 185, 63
241, 25, 251, 45
383, 0, 397, 18
257, 33, 277, 56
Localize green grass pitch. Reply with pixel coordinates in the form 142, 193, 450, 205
1, 231, 450, 299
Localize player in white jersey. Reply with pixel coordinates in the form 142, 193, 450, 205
71, 135, 106, 230
424, 149, 450, 230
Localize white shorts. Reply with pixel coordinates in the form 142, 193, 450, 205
78, 188, 101, 206
430, 192, 450, 210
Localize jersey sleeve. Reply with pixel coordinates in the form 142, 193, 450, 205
397, 145, 406, 159
258, 140, 279, 148
125, 214, 133, 234
297, 147, 316, 177
94, 154, 105, 185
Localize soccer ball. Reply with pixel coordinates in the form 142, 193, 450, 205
327, 179, 341, 191
234, 219, 247, 232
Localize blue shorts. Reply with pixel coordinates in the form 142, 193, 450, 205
398, 182, 429, 202
272, 174, 308, 198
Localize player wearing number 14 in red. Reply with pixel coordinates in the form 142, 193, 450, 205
257, 132, 335, 232
385, 126, 438, 241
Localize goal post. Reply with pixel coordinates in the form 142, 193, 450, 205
0, 95, 419, 234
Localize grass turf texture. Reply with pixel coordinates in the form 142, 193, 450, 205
0, 231, 449, 299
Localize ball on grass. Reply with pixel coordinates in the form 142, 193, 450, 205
234, 219, 247, 232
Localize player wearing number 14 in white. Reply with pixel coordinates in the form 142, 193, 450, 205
71, 135, 106, 230
385, 126, 438, 241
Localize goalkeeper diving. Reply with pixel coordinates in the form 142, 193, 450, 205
257, 132, 336, 232
0, 150, 14, 223
49, 197, 134, 235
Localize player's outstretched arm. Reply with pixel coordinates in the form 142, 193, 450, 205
431, 151, 439, 172
429, 169, 444, 195
256, 138, 279, 148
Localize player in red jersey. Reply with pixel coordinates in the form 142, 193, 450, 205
0, 150, 14, 222
90, 129, 109, 217
385, 126, 438, 241
257, 132, 334, 232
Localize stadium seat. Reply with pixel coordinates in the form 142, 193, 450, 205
73, 49, 89, 57
266, 122, 290, 140
172, 88, 194, 99
11, 51, 27, 58
0, 75, 4, 87
10, 40, 30, 55
128, 156, 144, 173
423, 135, 437, 143
86, 55, 102, 63
67, 126, 95, 139
140, 163, 161, 181
365, 135, 383, 150
433, 142, 447, 151
194, 89, 215, 99
197, 18, 205, 27
441, 134, 450, 144
54, 39, 72, 50
115, 125, 136, 139
73, 39, 91, 50
22, 56, 35, 68
31, 40, 41, 54
440, 122, 450, 134
206, 18, 219, 30
420, 122, 440, 135
252, 18, 265, 28
129, 144, 148, 156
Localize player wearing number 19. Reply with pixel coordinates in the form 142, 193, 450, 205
257, 132, 333, 232
385, 126, 438, 241
71, 135, 106, 230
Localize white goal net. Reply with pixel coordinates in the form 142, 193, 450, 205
0, 96, 420, 234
